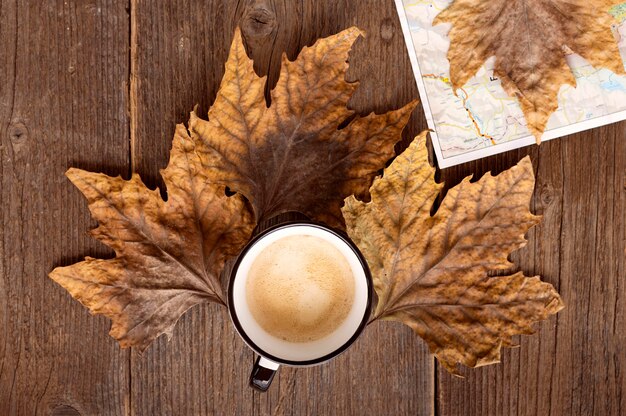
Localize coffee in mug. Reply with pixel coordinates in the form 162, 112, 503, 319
228, 221, 373, 391
245, 234, 356, 343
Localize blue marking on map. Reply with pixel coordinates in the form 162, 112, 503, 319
600, 74, 626, 92
466, 103, 482, 124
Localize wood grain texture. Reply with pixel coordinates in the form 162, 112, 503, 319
130, 1, 432, 415
0, 0, 130, 415
129, 2, 255, 415
2, 0, 624, 414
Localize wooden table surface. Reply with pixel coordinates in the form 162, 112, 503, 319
1, 1, 624, 415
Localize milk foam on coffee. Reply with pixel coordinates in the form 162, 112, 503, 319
246, 234, 355, 343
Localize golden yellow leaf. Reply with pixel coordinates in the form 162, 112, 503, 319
434, 0, 625, 141
189, 28, 418, 230
342, 132, 564, 373
50, 125, 254, 351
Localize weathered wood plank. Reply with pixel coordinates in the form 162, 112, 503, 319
437, 124, 626, 416
246, 2, 434, 415
129, 1, 255, 415
129, 1, 433, 415
0, 0, 131, 415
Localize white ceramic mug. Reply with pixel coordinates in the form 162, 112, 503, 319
228, 221, 373, 391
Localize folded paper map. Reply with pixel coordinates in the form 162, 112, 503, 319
395, 1, 626, 168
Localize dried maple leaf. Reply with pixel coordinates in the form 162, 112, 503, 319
189, 28, 418, 230
49, 125, 254, 351
343, 132, 564, 373
434, 0, 625, 141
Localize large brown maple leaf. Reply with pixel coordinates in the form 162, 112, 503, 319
343, 132, 564, 373
50, 125, 254, 351
434, 0, 625, 140
189, 28, 418, 230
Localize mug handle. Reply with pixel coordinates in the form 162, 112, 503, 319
250, 356, 280, 392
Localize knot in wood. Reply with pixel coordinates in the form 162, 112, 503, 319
8, 121, 28, 143
539, 183, 555, 207
50, 404, 81, 416
241, 5, 276, 40
380, 17, 395, 42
